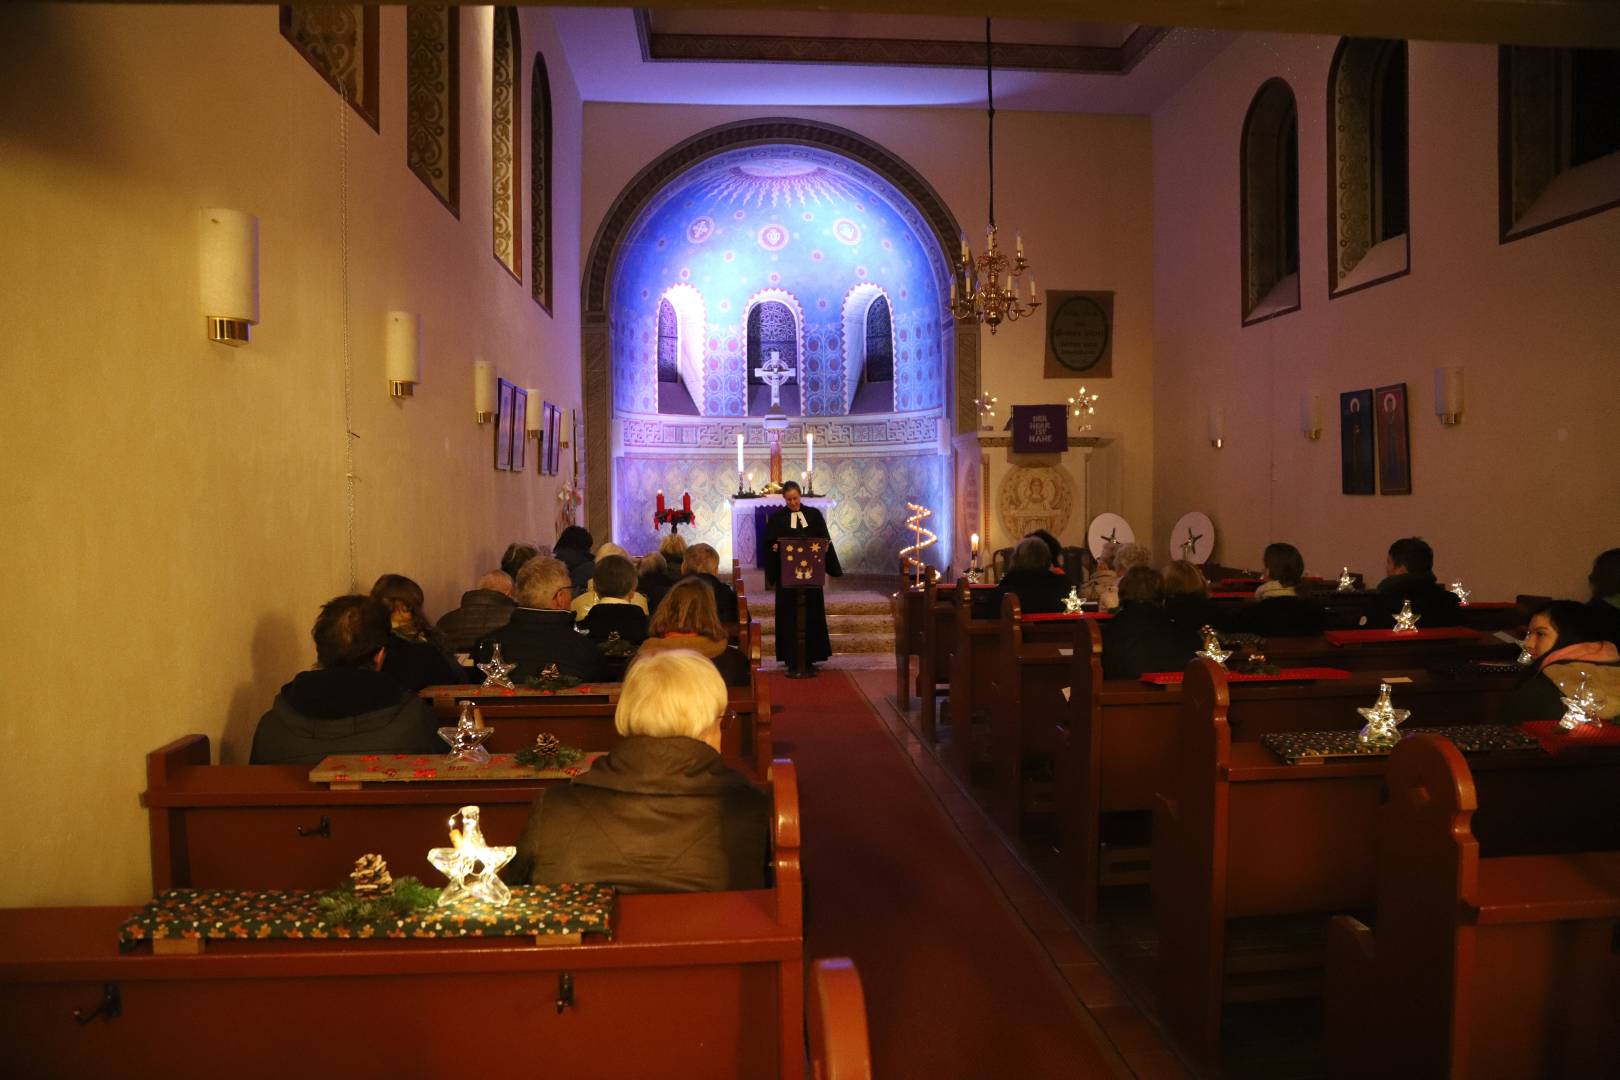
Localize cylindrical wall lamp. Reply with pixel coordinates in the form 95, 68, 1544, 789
526, 388, 543, 440
473, 360, 496, 423
385, 311, 421, 398
199, 209, 259, 346
1300, 392, 1323, 440
1434, 367, 1464, 426
1208, 406, 1225, 450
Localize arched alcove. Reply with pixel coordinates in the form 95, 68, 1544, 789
840, 283, 895, 413
1240, 78, 1300, 324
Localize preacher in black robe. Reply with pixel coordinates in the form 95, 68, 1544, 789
762, 482, 843, 668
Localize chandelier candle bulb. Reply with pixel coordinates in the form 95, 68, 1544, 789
1016, 233, 1024, 257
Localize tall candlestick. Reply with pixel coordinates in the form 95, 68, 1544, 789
806, 432, 814, 473
736, 432, 744, 472
656, 490, 665, 513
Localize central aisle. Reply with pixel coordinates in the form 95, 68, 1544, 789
766, 670, 1129, 1078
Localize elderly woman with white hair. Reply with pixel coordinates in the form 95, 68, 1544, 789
510, 650, 769, 893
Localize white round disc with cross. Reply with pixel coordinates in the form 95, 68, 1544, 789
1087, 513, 1135, 560
1170, 511, 1215, 564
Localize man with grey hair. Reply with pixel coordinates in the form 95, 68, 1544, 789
485, 556, 603, 682
436, 569, 516, 655
991, 536, 1072, 615
682, 542, 739, 624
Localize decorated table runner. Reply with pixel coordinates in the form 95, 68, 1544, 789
310, 752, 605, 786
1023, 611, 1113, 622
1520, 720, 1620, 754
1262, 725, 1540, 764
1140, 667, 1352, 685
118, 884, 616, 950
1323, 627, 1482, 645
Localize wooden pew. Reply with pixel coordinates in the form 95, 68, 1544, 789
808, 957, 873, 1080
1324, 736, 1620, 1079
1152, 662, 1620, 1065
8, 760, 807, 1080
891, 567, 935, 713
944, 577, 1001, 783
1054, 622, 1519, 923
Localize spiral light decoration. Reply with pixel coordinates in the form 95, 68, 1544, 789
901, 502, 938, 587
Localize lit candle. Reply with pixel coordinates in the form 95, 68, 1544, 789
1029, 277, 1037, 299
1003, 273, 1012, 293
656, 490, 665, 513
682, 491, 691, 513
960, 234, 968, 261
800, 471, 807, 484
971, 532, 980, 555
736, 432, 744, 472
1016, 233, 1024, 257
747, 472, 753, 489
806, 432, 814, 472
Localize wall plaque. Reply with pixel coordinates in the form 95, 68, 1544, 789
1044, 290, 1114, 378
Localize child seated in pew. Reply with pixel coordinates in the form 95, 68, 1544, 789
1234, 542, 1326, 637
251, 595, 441, 765
575, 555, 650, 644
1101, 566, 1202, 679
1502, 600, 1620, 724
637, 578, 752, 687
508, 650, 769, 893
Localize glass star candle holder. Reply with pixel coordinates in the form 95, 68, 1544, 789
1392, 599, 1421, 632
1357, 682, 1411, 749
1448, 581, 1471, 605
1195, 625, 1231, 667
1062, 587, 1085, 614
1558, 671, 1604, 733
428, 805, 516, 907
477, 642, 517, 689
439, 700, 494, 765
1337, 567, 1355, 593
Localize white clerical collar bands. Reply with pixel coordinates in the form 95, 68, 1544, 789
791, 511, 807, 528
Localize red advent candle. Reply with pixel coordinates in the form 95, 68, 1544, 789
656, 490, 665, 513
682, 492, 691, 512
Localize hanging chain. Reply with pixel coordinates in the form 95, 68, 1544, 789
338, 88, 358, 591
985, 17, 996, 232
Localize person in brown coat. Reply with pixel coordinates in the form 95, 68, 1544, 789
510, 649, 769, 893
636, 577, 753, 687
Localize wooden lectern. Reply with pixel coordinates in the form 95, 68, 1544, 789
777, 538, 828, 679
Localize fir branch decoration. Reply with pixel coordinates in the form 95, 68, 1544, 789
515, 732, 587, 772
317, 875, 441, 929
524, 663, 582, 692
599, 632, 640, 658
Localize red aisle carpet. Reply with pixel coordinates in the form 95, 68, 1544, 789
768, 671, 1119, 1077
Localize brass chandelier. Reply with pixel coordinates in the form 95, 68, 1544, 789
951, 18, 1039, 334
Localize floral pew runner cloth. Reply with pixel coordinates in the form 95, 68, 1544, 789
309, 751, 603, 786
118, 885, 616, 951
1260, 725, 1540, 764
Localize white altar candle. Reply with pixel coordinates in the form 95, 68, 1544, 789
971, 532, 980, 555
736, 432, 744, 472
806, 432, 813, 472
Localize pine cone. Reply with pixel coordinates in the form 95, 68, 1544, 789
534, 733, 562, 757
540, 663, 561, 682
350, 853, 394, 897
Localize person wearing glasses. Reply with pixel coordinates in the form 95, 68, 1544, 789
483, 555, 604, 682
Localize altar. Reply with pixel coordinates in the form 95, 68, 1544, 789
730, 496, 838, 571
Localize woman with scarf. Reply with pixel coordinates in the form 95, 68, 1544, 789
370, 573, 469, 691
1502, 600, 1620, 724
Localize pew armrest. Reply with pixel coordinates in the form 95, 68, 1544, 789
1323, 915, 1376, 1080
1468, 852, 1620, 925
808, 957, 873, 1080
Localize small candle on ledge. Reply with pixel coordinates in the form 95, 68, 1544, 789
656, 490, 665, 513
806, 431, 814, 472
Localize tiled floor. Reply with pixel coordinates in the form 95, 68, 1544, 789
847, 668, 1197, 1080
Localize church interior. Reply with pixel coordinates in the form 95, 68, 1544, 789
3, 1, 1619, 1075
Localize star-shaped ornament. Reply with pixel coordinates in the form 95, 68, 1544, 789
1392, 599, 1421, 632
1337, 567, 1355, 593
1558, 671, 1604, 733
1448, 581, 1471, 605
1062, 587, 1085, 614
438, 702, 494, 765
1195, 625, 1231, 667
1356, 682, 1411, 749
427, 805, 516, 907
477, 642, 517, 689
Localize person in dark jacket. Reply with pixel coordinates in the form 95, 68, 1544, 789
1586, 548, 1620, 650
637, 552, 677, 616
251, 595, 440, 765
485, 555, 605, 683
1236, 542, 1326, 636
1101, 567, 1202, 679
510, 649, 769, 892
992, 537, 1073, 615
1374, 536, 1463, 627
636, 577, 753, 687
1163, 559, 1229, 635
682, 542, 739, 624
553, 526, 596, 594
435, 570, 516, 653
576, 555, 650, 644
1502, 601, 1620, 724
370, 574, 470, 691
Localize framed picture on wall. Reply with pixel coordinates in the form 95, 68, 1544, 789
495, 379, 516, 471
510, 386, 528, 472
1339, 389, 1374, 495
1375, 382, 1412, 494
543, 402, 562, 475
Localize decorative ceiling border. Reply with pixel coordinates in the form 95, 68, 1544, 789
634, 11, 1165, 75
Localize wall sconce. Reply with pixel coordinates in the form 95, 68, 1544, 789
1300, 392, 1323, 440
1208, 406, 1225, 450
199, 209, 259, 346
385, 311, 421, 398
1434, 366, 1464, 426
526, 388, 543, 440
473, 360, 495, 424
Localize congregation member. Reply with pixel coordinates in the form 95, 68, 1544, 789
762, 481, 843, 671
682, 542, 740, 625
1375, 536, 1463, 627
552, 526, 597, 593
1587, 548, 1620, 649
1101, 566, 1202, 679
570, 542, 649, 620
1082, 541, 1151, 609
1503, 600, 1620, 724
499, 542, 540, 581
435, 569, 516, 654
370, 573, 468, 691
1235, 542, 1326, 636
576, 555, 650, 644
250, 595, 440, 765
637, 551, 678, 615
991, 537, 1072, 614
509, 650, 769, 893
638, 577, 753, 686
1162, 559, 1227, 635
485, 556, 604, 683
660, 532, 688, 578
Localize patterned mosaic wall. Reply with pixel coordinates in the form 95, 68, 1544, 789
614, 451, 951, 574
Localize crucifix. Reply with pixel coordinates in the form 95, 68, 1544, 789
754, 349, 796, 483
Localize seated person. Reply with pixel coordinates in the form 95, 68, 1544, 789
484, 556, 605, 682
570, 542, 650, 620
500, 542, 540, 581
637, 551, 677, 615
683, 542, 739, 624
1162, 559, 1227, 634
510, 650, 769, 893
1374, 536, 1463, 627
251, 595, 440, 765
659, 532, 688, 579
371, 573, 469, 691
576, 555, 650, 644
1236, 542, 1326, 637
1502, 601, 1620, 724
1587, 548, 1620, 649
1101, 566, 1202, 679
435, 569, 515, 654
636, 578, 752, 686
552, 525, 596, 593
1083, 542, 1151, 610
991, 536, 1072, 615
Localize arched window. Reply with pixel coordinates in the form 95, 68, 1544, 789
491, 7, 521, 280
864, 296, 893, 382
1240, 78, 1300, 324
1500, 47, 1620, 241
746, 299, 801, 416
656, 299, 679, 382
1327, 39, 1409, 296
531, 53, 553, 312
405, 6, 458, 215
280, 6, 379, 131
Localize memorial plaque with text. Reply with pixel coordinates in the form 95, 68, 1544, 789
1044, 290, 1114, 378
